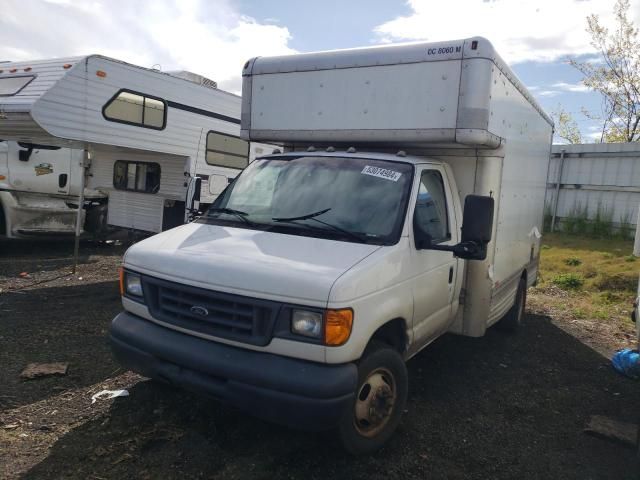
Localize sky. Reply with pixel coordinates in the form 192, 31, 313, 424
2, 0, 639, 143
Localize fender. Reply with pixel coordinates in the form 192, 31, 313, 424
325, 241, 415, 364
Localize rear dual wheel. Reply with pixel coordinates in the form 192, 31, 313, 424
338, 342, 408, 455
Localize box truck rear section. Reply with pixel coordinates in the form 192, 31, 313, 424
109, 37, 553, 454
439, 72, 552, 336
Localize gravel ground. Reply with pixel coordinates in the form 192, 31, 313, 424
1, 239, 639, 479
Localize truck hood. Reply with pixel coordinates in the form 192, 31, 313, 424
124, 222, 381, 305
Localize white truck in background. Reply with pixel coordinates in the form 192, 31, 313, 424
110, 38, 553, 453
0, 140, 107, 238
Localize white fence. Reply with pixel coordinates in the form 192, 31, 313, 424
547, 143, 640, 232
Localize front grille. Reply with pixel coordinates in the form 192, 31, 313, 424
141, 275, 280, 346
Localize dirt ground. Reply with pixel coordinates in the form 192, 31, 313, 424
1, 238, 639, 479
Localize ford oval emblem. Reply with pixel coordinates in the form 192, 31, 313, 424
190, 305, 209, 317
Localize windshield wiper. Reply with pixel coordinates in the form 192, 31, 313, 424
207, 207, 253, 225
273, 208, 367, 243
272, 208, 331, 222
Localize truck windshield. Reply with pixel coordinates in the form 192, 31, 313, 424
202, 155, 413, 245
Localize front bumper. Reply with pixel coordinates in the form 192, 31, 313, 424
1, 192, 81, 237
110, 311, 357, 430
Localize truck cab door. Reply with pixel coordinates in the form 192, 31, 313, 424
409, 166, 460, 349
9, 142, 72, 195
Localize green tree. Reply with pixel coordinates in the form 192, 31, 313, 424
570, 0, 640, 142
552, 105, 583, 144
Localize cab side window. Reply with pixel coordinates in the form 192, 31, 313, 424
414, 170, 450, 244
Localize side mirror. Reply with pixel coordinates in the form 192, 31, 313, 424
455, 195, 494, 260
185, 176, 202, 221
416, 194, 494, 261
18, 146, 33, 162
461, 195, 494, 245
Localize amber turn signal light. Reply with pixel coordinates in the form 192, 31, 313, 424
324, 308, 353, 346
118, 267, 124, 296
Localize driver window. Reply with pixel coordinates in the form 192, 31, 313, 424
414, 170, 450, 244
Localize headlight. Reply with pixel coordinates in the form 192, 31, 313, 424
290, 308, 354, 345
324, 308, 353, 346
291, 309, 323, 338
124, 272, 143, 297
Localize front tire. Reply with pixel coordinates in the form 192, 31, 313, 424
498, 276, 527, 331
338, 342, 408, 455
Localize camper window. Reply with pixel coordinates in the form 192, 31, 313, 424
0, 75, 35, 96
205, 131, 249, 170
113, 160, 161, 193
103, 90, 166, 129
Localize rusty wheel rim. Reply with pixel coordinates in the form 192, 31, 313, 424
353, 367, 397, 438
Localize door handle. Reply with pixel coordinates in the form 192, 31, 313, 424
448, 266, 454, 284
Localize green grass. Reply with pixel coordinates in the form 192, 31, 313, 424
564, 257, 582, 266
552, 273, 584, 289
553, 202, 632, 239
535, 233, 638, 324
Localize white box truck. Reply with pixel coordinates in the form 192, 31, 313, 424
110, 37, 553, 453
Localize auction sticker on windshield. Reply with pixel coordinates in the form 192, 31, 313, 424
361, 165, 402, 182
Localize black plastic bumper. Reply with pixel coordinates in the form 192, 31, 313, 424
109, 311, 357, 430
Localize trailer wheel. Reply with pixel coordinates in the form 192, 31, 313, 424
338, 341, 408, 455
498, 276, 527, 331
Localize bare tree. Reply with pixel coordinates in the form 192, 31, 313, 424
570, 0, 640, 142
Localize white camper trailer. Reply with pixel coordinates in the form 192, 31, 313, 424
0, 56, 277, 235
109, 38, 553, 453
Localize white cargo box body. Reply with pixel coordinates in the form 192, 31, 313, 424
241, 37, 551, 149
241, 38, 553, 336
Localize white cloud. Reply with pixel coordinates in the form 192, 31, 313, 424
552, 81, 590, 93
374, 0, 640, 64
585, 130, 603, 140
538, 90, 562, 97
0, 0, 295, 93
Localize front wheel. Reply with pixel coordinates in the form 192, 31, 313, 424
338, 342, 408, 455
